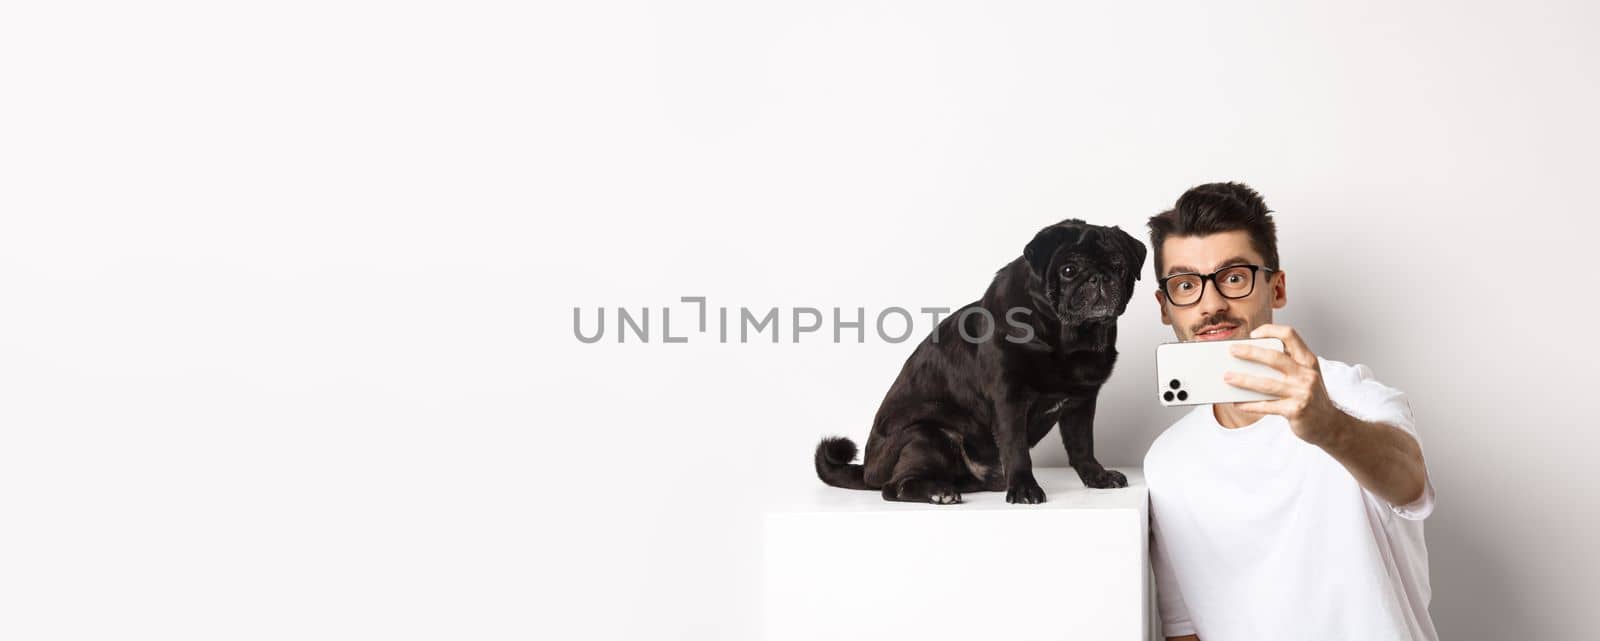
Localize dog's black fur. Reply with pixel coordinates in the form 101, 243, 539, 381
814, 219, 1146, 504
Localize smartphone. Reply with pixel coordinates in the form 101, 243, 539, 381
1155, 337, 1287, 407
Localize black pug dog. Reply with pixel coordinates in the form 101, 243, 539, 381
814, 219, 1145, 504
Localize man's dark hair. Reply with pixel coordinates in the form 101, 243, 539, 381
1146, 182, 1279, 281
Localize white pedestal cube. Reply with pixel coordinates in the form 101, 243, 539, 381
762, 467, 1149, 641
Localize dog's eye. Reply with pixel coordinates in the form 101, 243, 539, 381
1059, 265, 1078, 280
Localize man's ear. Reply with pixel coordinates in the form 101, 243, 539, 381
1154, 290, 1171, 325
1024, 221, 1084, 277
1109, 225, 1147, 282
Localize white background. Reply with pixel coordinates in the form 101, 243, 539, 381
3, 1, 1597, 640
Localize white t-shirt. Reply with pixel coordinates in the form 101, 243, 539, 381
1144, 356, 1438, 641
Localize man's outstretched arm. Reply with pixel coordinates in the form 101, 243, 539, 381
1312, 413, 1428, 507
1224, 324, 1428, 507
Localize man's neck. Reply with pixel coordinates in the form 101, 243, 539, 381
1212, 402, 1264, 429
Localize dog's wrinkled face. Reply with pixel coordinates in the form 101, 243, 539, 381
1023, 219, 1147, 321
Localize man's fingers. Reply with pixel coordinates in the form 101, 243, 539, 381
1224, 371, 1290, 397
1233, 399, 1291, 415
1248, 323, 1317, 369
1229, 344, 1297, 374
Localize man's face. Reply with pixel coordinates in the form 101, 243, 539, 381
1154, 230, 1287, 342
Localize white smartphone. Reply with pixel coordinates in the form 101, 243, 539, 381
1155, 337, 1287, 407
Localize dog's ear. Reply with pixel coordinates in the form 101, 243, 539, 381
1024, 221, 1085, 277
1108, 225, 1147, 282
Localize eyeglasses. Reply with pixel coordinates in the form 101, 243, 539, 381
1158, 264, 1277, 307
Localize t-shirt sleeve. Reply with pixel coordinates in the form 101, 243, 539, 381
1336, 363, 1436, 521
1150, 507, 1198, 637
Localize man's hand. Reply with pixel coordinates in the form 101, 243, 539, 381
1220, 323, 1342, 446
1222, 323, 1429, 508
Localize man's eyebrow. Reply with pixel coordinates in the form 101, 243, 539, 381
1165, 256, 1254, 277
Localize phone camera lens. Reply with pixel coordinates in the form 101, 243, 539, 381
1169, 379, 1181, 390
1163, 391, 1175, 402
1177, 390, 1188, 401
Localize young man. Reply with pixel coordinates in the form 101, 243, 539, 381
1142, 183, 1438, 641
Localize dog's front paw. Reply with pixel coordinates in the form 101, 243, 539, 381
1006, 472, 1046, 504
1079, 467, 1128, 489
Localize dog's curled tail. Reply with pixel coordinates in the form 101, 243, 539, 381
814, 436, 872, 490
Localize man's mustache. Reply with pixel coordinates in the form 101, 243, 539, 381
1192, 315, 1244, 334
